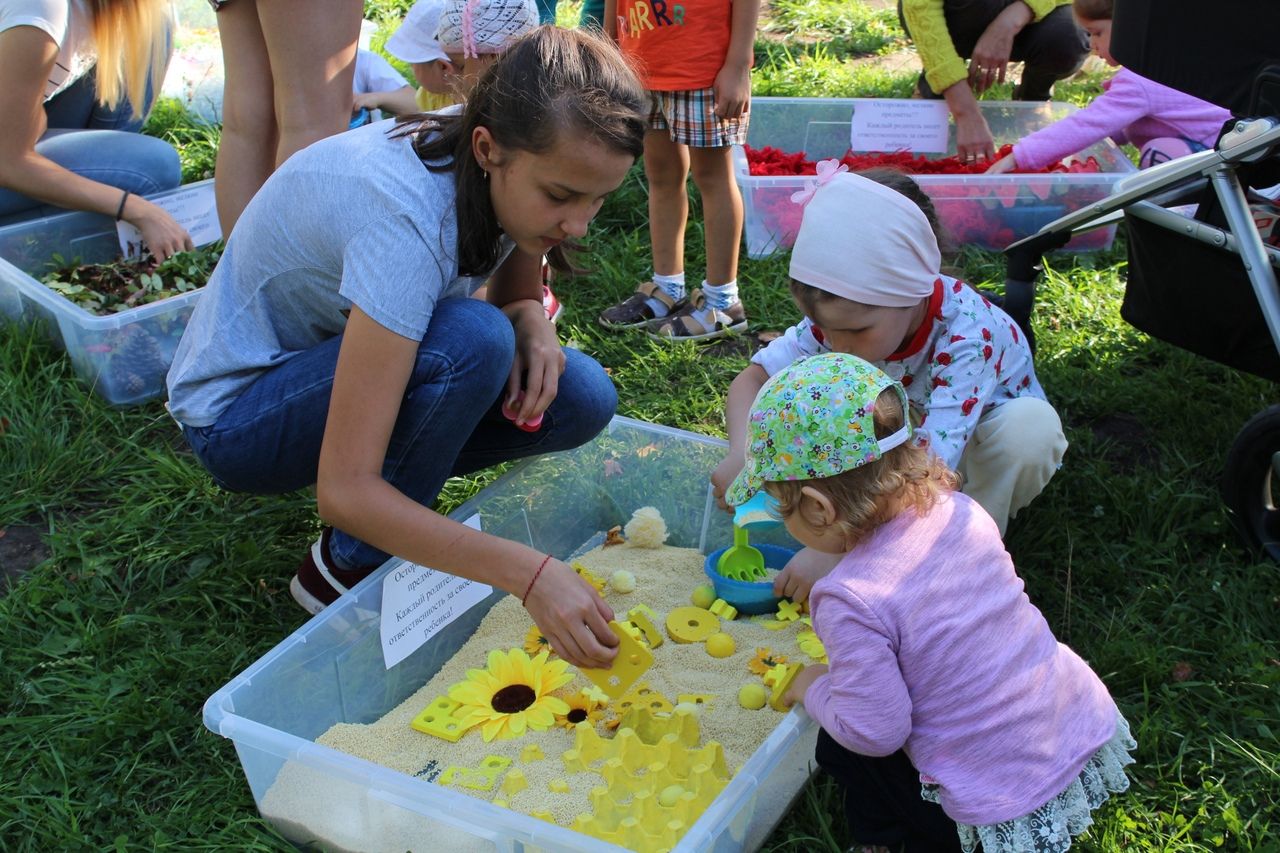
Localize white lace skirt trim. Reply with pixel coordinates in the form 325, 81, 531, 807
921, 714, 1136, 853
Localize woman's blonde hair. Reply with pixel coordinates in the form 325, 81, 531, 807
765, 386, 959, 548
88, 0, 172, 116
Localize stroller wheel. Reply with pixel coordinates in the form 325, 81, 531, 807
1221, 405, 1280, 561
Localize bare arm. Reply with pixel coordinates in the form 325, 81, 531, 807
353, 85, 419, 116
710, 363, 769, 509
0, 28, 192, 259
486, 247, 564, 424
315, 306, 616, 668
712, 0, 760, 119
603, 0, 617, 39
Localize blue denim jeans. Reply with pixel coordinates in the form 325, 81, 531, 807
0, 61, 182, 224
181, 298, 618, 569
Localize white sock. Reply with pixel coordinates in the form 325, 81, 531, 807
647, 271, 686, 315
702, 279, 739, 311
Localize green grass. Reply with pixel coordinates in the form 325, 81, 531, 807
3, 2, 1279, 850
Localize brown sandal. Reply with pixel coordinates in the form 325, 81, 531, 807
646, 288, 748, 342
598, 281, 681, 329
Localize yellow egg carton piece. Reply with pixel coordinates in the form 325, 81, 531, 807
410, 695, 479, 742
579, 620, 654, 699
562, 707, 728, 782
677, 693, 715, 711
615, 682, 674, 719
439, 755, 512, 791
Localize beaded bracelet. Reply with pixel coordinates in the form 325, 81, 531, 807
521, 553, 552, 605
114, 190, 130, 222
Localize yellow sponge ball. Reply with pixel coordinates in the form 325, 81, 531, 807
738, 683, 767, 710
705, 632, 736, 658
691, 584, 717, 609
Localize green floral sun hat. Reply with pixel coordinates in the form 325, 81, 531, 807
726, 353, 912, 507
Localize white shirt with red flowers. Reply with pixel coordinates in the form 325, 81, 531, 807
751, 277, 1047, 469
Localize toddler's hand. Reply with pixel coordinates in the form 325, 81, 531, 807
985, 153, 1017, 174
710, 451, 745, 513
783, 663, 827, 708
773, 547, 842, 605
352, 91, 381, 113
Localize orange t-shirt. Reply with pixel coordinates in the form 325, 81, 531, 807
615, 0, 732, 92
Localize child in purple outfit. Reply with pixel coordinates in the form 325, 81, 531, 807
988, 0, 1231, 174
726, 352, 1135, 853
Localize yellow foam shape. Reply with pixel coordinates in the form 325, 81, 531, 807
709, 598, 739, 621
615, 682, 674, 720
666, 606, 719, 643
626, 607, 664, 648
677, 693, 715, 710
548, 778, 570, 793
410, 695, 477, 742
520, 743, 544, 763
579, 620, 654, 699
763, 662, 804, 711
499, 768, 527, 797
751, 615, 790, 631
776, 600, 802, 622
439, 754, 512, 790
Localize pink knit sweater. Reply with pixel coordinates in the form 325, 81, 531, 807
803, 491, 1118, 825
1013, 68, 1231, 170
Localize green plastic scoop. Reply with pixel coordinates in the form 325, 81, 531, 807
716, 524, 768, 581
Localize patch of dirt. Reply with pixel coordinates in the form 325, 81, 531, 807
703, 333, 762, 359
0, 524, 50, 590
1086, 413, 1159, 472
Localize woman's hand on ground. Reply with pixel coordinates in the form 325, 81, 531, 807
710, 451, 745, 512
507, 301, 565, 424
125, 196, 194, 261
773, 547, 842, 604
522, 558, 618, 669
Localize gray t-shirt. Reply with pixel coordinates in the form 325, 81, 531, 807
167, 120, 510, 427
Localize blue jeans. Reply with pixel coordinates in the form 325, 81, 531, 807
0, 61, 182, 224
181, 298, 618, 569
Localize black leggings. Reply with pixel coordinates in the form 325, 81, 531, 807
815, 729, 963, 853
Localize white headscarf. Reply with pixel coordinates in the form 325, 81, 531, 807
436, 0, 539, 58
789, 170, 940, 308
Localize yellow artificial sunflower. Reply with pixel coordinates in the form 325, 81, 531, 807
522, 624, 554, 658
748, 647, 789, 676
449, 649, 573, 742
796, 630, 828, 664
555, 689, 606, 729
571, 561, 607, 593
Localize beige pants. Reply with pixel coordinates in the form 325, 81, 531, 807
957, 397, 1068, 536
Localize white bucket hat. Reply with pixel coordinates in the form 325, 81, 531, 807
386, 0, 451, 65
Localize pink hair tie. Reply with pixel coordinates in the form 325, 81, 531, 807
462, 0, 479, 58
791, 158, 849, 208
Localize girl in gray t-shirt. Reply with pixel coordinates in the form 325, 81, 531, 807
167, 27, 647, 671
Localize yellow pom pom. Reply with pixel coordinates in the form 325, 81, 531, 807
609, 569, 637, 593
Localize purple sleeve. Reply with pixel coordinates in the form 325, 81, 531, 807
804, 590, 913, 756
1013, 70, 1151, 170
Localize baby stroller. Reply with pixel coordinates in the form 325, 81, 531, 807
999, 0, 1280, 558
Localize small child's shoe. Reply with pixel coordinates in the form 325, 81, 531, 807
290, 527, 381, 615
646, 288, 747, 341
598, 281, 681, 329
543, 284, 563, 323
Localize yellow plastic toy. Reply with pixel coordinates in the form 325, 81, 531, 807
763, 662, 805, 712
410, 695, 479, 742
709, 598, 739, 621
666, 606, 719, 643
439, 755, 512, 791
626, 606, 664, 648
579, 620, 654, 699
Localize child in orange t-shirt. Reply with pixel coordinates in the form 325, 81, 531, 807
598, 0, 760, 341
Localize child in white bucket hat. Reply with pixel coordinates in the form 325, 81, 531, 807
713, 166, 1066, 577
727, 351, 1134, 853
382, 0, 463, 114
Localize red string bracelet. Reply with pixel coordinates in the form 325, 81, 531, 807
521, 553, 552, 606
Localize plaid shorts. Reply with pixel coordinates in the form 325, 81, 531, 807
648, 87, 750, 148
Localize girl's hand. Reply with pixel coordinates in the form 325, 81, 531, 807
507, 300, 565, 424
985, 153, 1017, 174
713, 60, 751, 120
773, 547, 842, 604
522, 558, 618, 669
124, 196, 195, 262
710, 451, 745, 512
783, 663, 827, 708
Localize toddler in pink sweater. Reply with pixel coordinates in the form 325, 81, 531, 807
726, 352, 1135, 853
988, 0, 1230, 174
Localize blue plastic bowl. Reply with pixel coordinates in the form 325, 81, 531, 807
704, 543, 796, 615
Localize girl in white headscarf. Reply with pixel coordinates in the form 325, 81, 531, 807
712, 165, 1067, 571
